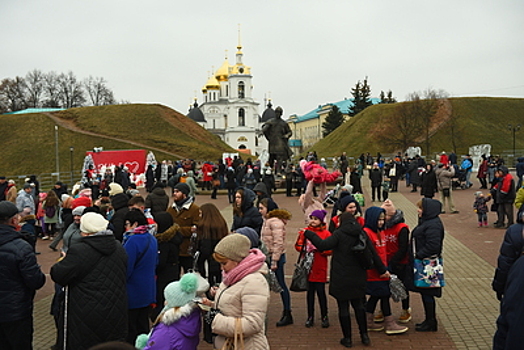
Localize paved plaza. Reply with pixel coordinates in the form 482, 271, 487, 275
32, 174, 506, 350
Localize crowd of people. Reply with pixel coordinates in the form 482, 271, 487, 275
0, 151, 523, 349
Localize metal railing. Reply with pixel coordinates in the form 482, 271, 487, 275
4, 171, 84, 193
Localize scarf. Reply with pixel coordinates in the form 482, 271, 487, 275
222, 248, 266, 286
122, 225, 149, 244
173, 196, 194, 212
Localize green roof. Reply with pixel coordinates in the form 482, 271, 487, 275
3, 108, 64, 115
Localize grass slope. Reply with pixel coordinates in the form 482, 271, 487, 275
0, 104, 235, 176
310, 97, 524, 158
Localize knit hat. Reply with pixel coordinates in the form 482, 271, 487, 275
72, 206, 86, 216
381, 199, 396, 216
341, 184, 353, 194
339, 195, 360, 213
310, 209, 327, 222
108, 182, 124, 196
265, 198, 279, 212
163, 273, 198, 310
214, 233, 251, 262
235, 227, 259, 248
153, 211, 174, 233
474, 191, 483, 197
80, 212, 108, 234
72, 196, 92, 209
174, 183, 190, 196
0, 201, 19, 220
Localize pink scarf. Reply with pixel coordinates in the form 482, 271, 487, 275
222, 249, 266, 286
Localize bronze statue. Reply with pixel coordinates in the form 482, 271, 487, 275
262, 106, 292, 173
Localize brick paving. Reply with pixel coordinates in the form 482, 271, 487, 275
31, 173, 508, 350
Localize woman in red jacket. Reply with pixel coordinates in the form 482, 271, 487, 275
364, 206, 408, 335
295, 209, 332, 328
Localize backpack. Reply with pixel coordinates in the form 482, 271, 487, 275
45, 205, 56, 218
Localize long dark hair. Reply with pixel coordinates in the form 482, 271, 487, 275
44, 190, 60, 207
198, 203, 229, 240
233, 188, 244, 218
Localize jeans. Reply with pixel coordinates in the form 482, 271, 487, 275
273, 254, 291, 311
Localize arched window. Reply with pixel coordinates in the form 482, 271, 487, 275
238, 81, 245, 99
238, 108, 245, 126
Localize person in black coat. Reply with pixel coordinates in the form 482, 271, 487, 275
420, 164, 438, 198
493, 208, 524, 349
145, 182, 169, 215
51, 212, 128, 350
150, 211, 183, 321
368, 163, 383, 202
305, 212, 388, 347
231, 187, 263, 235
225, 167, 237, 204
0, 201, 46, 349
109, 184, 131, 242
406, 198, 444, 332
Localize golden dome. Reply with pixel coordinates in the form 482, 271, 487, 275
215, 59, 231, 82
205, 75, 220, 90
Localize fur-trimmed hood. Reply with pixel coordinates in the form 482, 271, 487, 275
155, 224, 180, 243
267, 208, 292, 221
159, 303, 198, 325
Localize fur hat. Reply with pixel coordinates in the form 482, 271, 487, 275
174, 183, 190, 196
80, 212, 108, 234
108, 182, 124, 196
381, 199, 396, 216
214, 233, 251, 262
310, 209, 327, 222
72, 196, 92, 209
0, 201, 19, 220
163, 273, 198, 309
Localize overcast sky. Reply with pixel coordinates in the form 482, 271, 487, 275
2, 0, 523, 117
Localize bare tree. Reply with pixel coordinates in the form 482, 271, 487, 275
84, 76, 116, 106
25, 69, 45, 108
58, 71, 85, 108
381, 100, 424, 151
43, 71, 62, 107
0, 77, 27, 112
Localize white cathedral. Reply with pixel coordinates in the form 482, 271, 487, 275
186, 41, 275, 156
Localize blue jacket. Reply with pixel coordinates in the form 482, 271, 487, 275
0, 224, 45, 322
124, 229, 158, 309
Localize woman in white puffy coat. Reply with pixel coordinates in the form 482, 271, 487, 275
203, 234, 270, 350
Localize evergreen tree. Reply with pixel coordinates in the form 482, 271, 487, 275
380, 90, 397, 104
322, 105, 345, 137
348, 77, 373, 116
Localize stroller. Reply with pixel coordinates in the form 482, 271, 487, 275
323, 184, 341, 206
452, 167, 468, 190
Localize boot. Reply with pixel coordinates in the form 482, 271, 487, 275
366, 312, 384, 332
321, 315, 330, 328
276, 310, 293, 327
360, 333, 370, 346
416, 301, 437, 332
340, 338, 353, 348
374, 310, 384, 323
305, 316, 314, 328
398, 308, 412, 323
384, 315, 408, 335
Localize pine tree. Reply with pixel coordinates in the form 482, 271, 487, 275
380, 90, 397, 104
348, 77, 373, 116
322, 105, 345, 137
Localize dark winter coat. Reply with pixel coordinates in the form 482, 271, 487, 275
420, 168, 438, 197
369, 168, 383, 187
231, 187, 263, 235
493, 252, 524, 350
305, 215, 386, 300
406, 198, 444, 297
110, 192, 131, 241
492, 222, 524, 300
50, 231, 128, 350
145, 187, 170, 214
408, 161, 421, 186
0, 224, 46, 323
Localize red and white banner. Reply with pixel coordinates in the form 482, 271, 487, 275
86, 149, 148, 175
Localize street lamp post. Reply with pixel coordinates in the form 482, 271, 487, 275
70, 147, 74, 189
508, 124, 521, 166
54, 125, 60, 181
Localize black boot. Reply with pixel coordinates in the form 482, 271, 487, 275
360, 333, 370, 346
276, 310, 293, 327
338, 314, 352, 346
416, 301, 438, 332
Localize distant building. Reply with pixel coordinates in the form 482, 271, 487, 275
186, 40, 272, 156
287, 98, 380, 154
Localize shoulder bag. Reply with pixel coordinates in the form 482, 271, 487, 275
413, 239, 445, 288
351, 229, 373, 270
220, 317, 244, 350
290, 241, 313, 292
